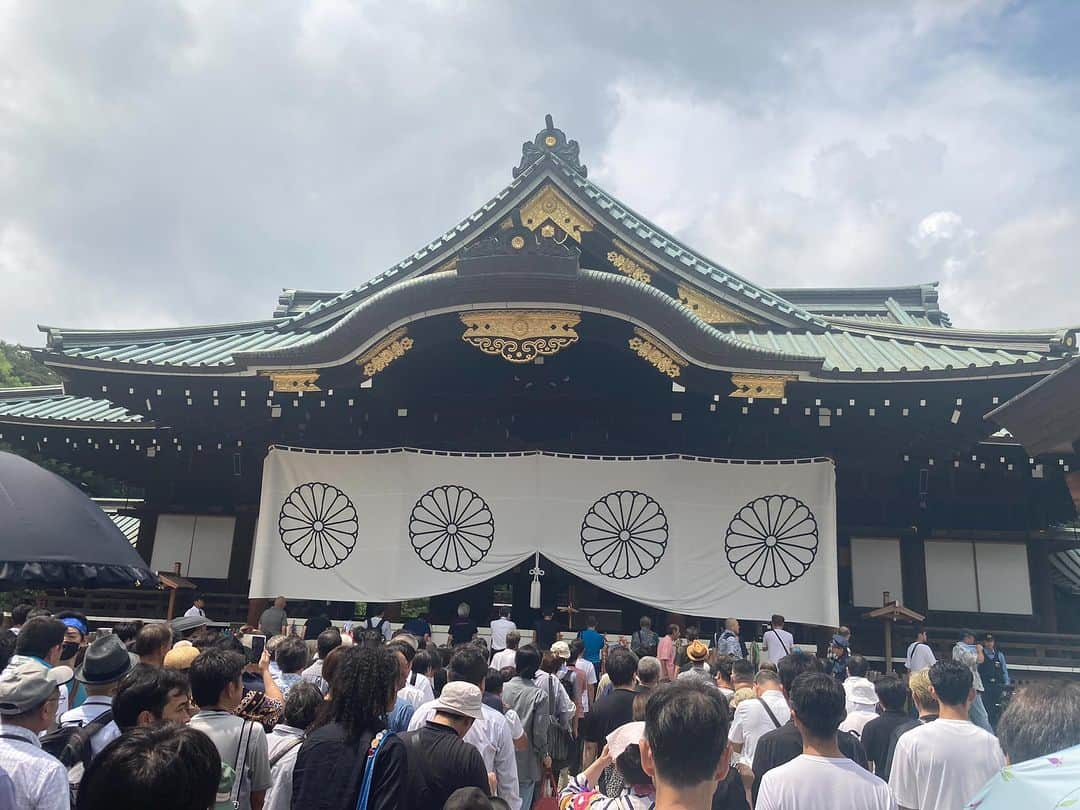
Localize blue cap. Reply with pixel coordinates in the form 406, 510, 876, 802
831, 634, 849, 649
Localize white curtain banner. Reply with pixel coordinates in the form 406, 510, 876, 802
250, 447, 838, 626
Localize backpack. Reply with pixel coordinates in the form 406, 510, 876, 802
631, 629, 659, 658
38, 709, 114, 803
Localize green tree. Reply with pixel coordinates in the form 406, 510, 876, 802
0, 342, 58, 387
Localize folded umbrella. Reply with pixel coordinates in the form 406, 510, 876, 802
0, 451, 156, 588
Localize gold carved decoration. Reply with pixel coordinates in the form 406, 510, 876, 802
460, 310, 581, 363
729, 373, 796, 399
627, 328, 686, 379
678, 285, 755, 325
265, 370, 320, 393
357, 328, 414, 378
519, 186, 594, 243
607, 239, 654, 284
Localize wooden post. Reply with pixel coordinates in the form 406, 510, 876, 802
166, 562, 182, 620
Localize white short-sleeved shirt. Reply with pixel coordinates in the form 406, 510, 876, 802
728, 690, 791, 766
905, 642, 935, 672
184, 605, 206, 618
491, 648, 517, 672
490, 618, 516, 651
756, 754, 896, 810
576, 659, 598, 713
59, 695, 121, 757
840, 709, 879, 738
889, 718, 1005, 810
409, 698, 521, 810
0, 723, 70, 810
762, 628, 795, 664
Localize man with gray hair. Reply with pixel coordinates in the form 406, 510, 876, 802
637, 656, 661, 691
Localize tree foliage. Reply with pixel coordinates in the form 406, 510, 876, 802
0, 342, 58, 388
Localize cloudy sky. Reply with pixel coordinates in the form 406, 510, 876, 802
2, 1, 1078, 345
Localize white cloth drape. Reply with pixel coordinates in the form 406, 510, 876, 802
250, 447, 838, 626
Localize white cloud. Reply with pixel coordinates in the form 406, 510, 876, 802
0, 1, 1078, 344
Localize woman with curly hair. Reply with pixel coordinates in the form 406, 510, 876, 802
290, 645, 407, 810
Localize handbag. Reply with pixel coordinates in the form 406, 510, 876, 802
532, 767, 560, 810
545, 675, 574, 764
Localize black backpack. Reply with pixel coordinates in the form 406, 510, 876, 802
39, 710, 114, 802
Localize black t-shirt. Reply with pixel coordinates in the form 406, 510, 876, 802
304, 614, 332, 640
534, 618, 560, 649
403, 722, 489, 809
293, 722, 407, 810
449, 618, 478, 646
860, 710, 911, 775
750, 720, 868, 804
585, 687, 637, 743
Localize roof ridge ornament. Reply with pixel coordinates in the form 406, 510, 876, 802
514, 114, 588, 178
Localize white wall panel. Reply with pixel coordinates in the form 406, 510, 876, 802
150, 515, 196, 575
925, 541, 979, 612
150, 514, 235, 579
975, 543, 1032, 614
850, 537, 904, 607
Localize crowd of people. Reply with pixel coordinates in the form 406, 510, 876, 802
0, 598, 1077, 810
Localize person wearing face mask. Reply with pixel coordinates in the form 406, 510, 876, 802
56, 611, 90, 709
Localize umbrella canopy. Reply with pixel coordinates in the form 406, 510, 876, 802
0, 451, 156, 589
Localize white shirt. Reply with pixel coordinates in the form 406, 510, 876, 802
184, 605, 206, 618
533, 671, 575, 725
301, 659, 328, 694
905, 641, 935, 672
263, 725, 305, 810
491, 648, 518, 672
409, 697, 521, 810
576, 659, 598, 713
490, 618, 516, 651
504, 708, 525, 740
728, 690, 791, 766
762, 628, 795, 664
840, 709, 879, 738
397, 683, 427, 709
405, 672, 435, 705
890, 718, 1005, 809
757, 754, 896, 810
0, 722, 71, 810
59, 695, 121, 758
364, 615, 393, 641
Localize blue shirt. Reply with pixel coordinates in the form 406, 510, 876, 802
965, 743, 1080, 809
579, 628, 604, 668
402, 618, 432, 639
387, 697, 415, 733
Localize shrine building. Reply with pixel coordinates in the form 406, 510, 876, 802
2, 117, 1078, 662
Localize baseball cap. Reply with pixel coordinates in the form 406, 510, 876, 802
0, 656, 74, 715
831, 634, 850, 649
551, 641, 570, 659
432, 682, 484, 720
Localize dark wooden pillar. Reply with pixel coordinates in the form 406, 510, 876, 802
227, 509, 258, 590
1028, 541, 1058, 633
135, 512, 159, 570
900, 533, 928, 615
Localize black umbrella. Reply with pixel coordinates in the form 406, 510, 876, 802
0, 451, 156, 589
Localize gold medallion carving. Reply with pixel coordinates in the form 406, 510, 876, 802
460, 310, 581, 363
264, 370, 321, 393
519, 186, 594, 243
607, 240, 655, 284
357, 328, 414, 378
729, 373, 796, 399
678, 285, 755, 325
627, 328, 686, 379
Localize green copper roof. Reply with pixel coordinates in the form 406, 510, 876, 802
0, 386, 150, 426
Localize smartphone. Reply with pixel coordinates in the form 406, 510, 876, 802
250, 634, 266, 660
